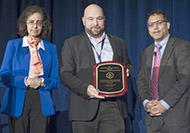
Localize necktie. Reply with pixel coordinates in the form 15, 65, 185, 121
151, 44, 162, 100
28, 36, 44, 77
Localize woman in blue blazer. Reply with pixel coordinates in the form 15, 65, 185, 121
0, 5, 59, 133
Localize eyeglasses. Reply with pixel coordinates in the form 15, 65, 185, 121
26, 20, 43, 26
147, 20, 168, 27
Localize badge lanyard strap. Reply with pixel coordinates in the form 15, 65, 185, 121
91, 38, 105, 63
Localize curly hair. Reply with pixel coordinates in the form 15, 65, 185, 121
17, 5, 52, 38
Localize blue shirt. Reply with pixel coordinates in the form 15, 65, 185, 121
143, 34, 171, 110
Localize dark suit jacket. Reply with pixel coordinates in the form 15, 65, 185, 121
137, 36, 190, 126
59, 32, 132, 121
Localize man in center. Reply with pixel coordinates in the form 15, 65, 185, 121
59, 4, 132, 133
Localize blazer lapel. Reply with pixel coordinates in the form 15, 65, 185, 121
22, 47, 30, 72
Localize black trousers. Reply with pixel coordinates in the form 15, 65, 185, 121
72, 100, 125, 133
9, 88, 50, 133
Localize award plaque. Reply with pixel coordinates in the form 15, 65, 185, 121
93, 61, 128, 97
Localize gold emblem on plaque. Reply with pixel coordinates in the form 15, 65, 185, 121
106, 72, 114, 79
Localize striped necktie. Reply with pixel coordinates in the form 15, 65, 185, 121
151, 44, 162, 100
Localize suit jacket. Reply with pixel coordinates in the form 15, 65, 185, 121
0, 38, 60, 117
59, 32, 132, 121
137, 36, 190, 126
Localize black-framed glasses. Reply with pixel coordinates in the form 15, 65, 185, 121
147, 20, 168, 27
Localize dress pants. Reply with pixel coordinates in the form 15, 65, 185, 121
9, 88, 49, 133
72, 99, 125, 133
146, 115, 190, 133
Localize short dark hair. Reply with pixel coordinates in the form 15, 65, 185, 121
17, 5, 51, 38
147, 10, 168, 22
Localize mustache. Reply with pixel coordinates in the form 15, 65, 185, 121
92, 26, 101, 29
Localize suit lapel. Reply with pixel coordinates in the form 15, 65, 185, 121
159, 37, 174, 79
107, 34, 117, 61
83, 33, 97, 66
147, 44, 155, 89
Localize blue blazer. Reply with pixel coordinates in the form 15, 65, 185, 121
0, 38, 60, 117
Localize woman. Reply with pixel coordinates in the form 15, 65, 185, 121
0, 5, 59, 133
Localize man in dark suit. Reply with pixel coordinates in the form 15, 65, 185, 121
59, 4, 132, 133
137, 10, 190, 133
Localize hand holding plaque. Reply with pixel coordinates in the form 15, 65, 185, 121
93, 61, 128, 97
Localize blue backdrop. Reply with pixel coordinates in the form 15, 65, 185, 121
0, 0, 190, 133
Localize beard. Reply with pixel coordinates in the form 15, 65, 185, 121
85, 26, 104, 38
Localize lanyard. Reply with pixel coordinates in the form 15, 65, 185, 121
91, 38, 105, 62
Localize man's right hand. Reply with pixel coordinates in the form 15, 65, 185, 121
87, 85, 105, 99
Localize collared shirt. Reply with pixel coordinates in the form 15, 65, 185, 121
143, 34, 171, 110
22, 36, 45, 84
86, 32, 113, 63
152, 33, 170, 66
22, 36, 45, 51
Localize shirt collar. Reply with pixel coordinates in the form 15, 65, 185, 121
154, 33, 170, 48
86, 32, 106, 45
22, 36, 45, 51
